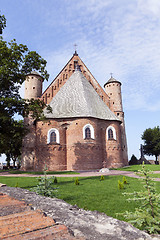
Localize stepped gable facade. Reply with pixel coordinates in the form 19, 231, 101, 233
21, 51, 128, 171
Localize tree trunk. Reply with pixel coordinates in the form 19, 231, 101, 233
13, 158, 16, 168
6, 154, 10, 168
155, 155, 159, 165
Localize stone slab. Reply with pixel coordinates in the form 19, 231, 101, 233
1, 186, 158, 240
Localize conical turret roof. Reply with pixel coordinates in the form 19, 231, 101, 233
43, 70, 120, 121
104, 76, 121, 88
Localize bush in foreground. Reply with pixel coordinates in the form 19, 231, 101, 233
121, 162, 160, 234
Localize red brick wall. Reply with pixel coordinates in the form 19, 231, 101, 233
21, 117, 127, 171
66, 118, 103, 170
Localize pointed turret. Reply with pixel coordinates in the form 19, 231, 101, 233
104, 75, 128, 165
104, 76, 123, 115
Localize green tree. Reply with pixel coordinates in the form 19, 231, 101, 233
0, 13, 6, 34
142, 126, 160, 164
0, 14, 50, 160
121, 163, 160, 234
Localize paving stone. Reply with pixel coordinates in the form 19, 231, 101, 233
0, 210, 55, 238
0, 193, 81, 240
0, 193, 30, 216
6, 225, 83, 240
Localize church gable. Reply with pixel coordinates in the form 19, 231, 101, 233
41, 52, 110, 107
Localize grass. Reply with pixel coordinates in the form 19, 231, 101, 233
1, 174, 160, 221
2, 170, 79, 175
149, 173, 160, 178
115, 164, 160, 172
0, 176, 38, 188
137, 173, 160, 178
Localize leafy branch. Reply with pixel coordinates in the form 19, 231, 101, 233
119, 163, 160, 234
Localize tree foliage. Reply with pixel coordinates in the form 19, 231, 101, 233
32, 167, 57, 197
0, 14, 6, 34
142, 126, 160, 164
0, 14, 50, 161
121, 163, 160, 234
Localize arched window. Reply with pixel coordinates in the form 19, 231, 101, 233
47, 128, 60, 144
85, 127, 91, 139
83, 124, 94, 139
50, 131, 56, 143
108, 128, 113, 139
107, 126, 116, 140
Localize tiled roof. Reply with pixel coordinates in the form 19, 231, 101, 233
43, 70, 120, 121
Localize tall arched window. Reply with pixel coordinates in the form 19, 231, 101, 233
83, 124, 94, 139
107, 126, 116, 140
47, 128, 60, 144
85, 127, 91, 139
108, 128, 113, 139
50, 131, 56, 143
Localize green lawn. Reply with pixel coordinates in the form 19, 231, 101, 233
1, 175, 160, 221
0, 176, 38, 188
1, 170, 79, 175
137, 173, 160, 178
149, 173, 160, 178
115, 164, 160, 172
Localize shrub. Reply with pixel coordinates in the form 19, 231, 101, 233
53, 177, 58, 184
100, 175, 105, 181
15, 182, 19, 188
75, 178, 80, 185
122, 176, 127, 184
32, 167, 57, 197
118, 180, 124, 189
121, 162, 160, 234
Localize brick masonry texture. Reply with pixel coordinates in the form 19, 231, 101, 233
0, 192, 83, 240
21, 52, 128, 171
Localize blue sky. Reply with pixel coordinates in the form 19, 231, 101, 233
1, 0, 160, 162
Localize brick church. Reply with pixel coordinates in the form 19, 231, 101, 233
21, 51, 128, 171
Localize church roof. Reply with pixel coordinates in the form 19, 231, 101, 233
43, 69, 120, 121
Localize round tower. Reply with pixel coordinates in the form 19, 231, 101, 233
104, 76, 123, 119
25, 71, 43, 99
21, 71, 43, 171
104, 76, 128, 166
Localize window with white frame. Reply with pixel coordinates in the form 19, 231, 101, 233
83, 124, 94, 139
47, 128, 60, 144
107, 126, 116, 140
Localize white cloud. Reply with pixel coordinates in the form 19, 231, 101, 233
14, 0, 160, 112
138, 0, 160, 16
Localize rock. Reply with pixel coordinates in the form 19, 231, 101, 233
0, 183, 6, 187
99, 168, 109, 173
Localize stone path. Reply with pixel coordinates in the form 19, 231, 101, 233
1, 170, 160, 181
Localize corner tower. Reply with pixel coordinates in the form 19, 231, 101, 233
21, 71, 43, 171
25, 71, 43, 99
104, 76, 128, 165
